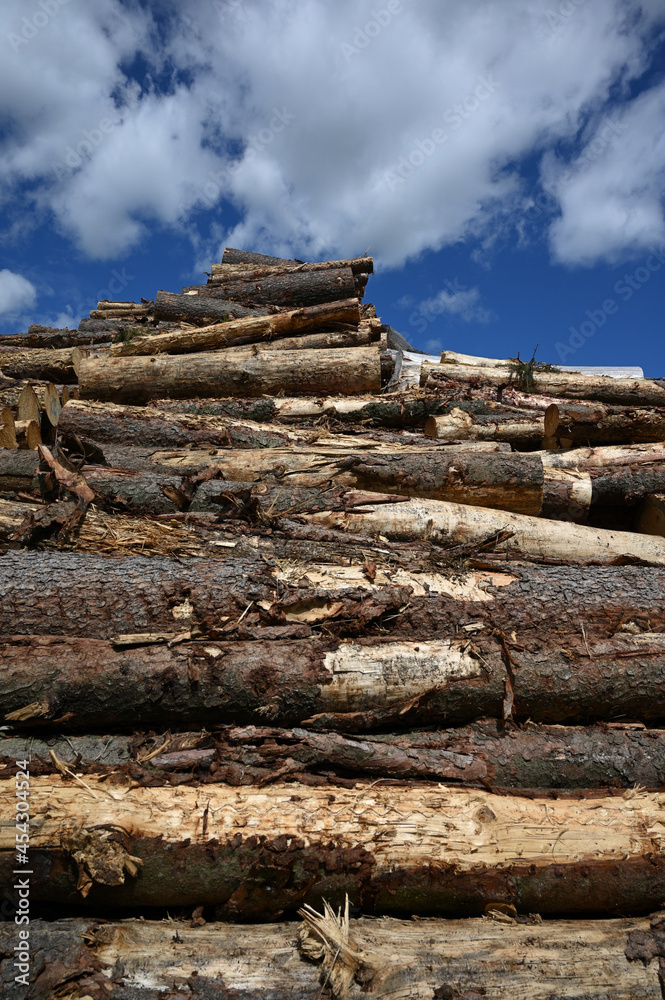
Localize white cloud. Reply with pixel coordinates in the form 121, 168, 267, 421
418, 286, 493, 324
0, 0, 663, 270
0, 270, 37, 316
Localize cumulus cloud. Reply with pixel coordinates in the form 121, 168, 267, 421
418, 286, 493, 324
0, 270, 37, 316
0, 0, 663, 270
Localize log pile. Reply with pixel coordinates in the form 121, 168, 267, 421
2, 248, 665, 998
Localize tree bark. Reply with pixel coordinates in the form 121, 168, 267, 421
4, 775, 665, 917
306, 493, 665, 564
154, 289, 272, 325
209, 323, 378, 355
425, 406, 557, 447
222, 247, 301, 265
0, 448, 39, 489
422, 360, 665, 407
79, 347, 383, 403
7, 721, 665, 791
57, 400, 470, 453
2, 547, 664, 643
212, 254, 373, 277
346, 451, 665, 520
146, 394, 528, 427
184, 267, 361, 307
110, 299, 362, 356
0, 347, 82, 383
0, 915, 657, 1000
502, 390, 665, 445
0, 325, 111, 348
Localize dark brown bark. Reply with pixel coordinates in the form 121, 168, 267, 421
6, 721, 665, 791
0, 325, 111, 348
0, 916, 657, 1000
78, 347, 382, 403
145, 394, 527, 427
0, 448, 39, 490
591, 464, 665, 507
215, 251, 373, 275
154, 290, 272, 325
348, 451, 546, 516
0, 634, 506, 729
185, 267, 361, 307
0, 347, 81, 383
520, 397, 665, 445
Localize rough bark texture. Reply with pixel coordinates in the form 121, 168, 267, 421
0, 634, 507, 730
3, 627, 665, 730
79, 347, 382, 403
154, 290, 272, 325
111, 300, 362, 357
1, 545, 662, 643
0, 325, 110, 348
0, 448, 39, 490
3, 776, 665, 917
517, 396, 665, 445
347, 452, 546, 516
212, 253, 373, 276
423, 361, 665, 407
6, 721, 665, 790
637, 494, 665, 536
186, 267, 360, 307
0, 916, 657, 1000
0, 347, 81, 383
146, 394, 519, 428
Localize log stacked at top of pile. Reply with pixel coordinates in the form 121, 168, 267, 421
4, 249, 665, 997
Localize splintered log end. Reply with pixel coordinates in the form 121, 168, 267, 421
5, 699, 50, 722
0, 407, 17, 449
43, 382, 62, 426
543, 402, 560, 437
17, 384, 40, 423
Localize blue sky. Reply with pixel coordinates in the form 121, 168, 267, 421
0, 0, 664, 373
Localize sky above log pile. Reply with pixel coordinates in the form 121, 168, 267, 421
0, 0, 663, 372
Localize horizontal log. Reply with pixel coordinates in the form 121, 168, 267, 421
2, 544, 662, 644
7, 721, 665, 790
425, 405, 557, 446
146, 395, 522, 432
306, 494, 665, 564
110, 299, 362, 356
0, 915, 657, 999
502, 390, 665, 445
4, 776, 665, 916
154, 289, 272, 325
222, 246, 300, 265
3, 626, 665, 730
79, 346, 383, 403
540, 442, 665, 468
185, 267, 361, 307
57, 400, 472, 454
209, 323, 378, 355
346, 450, 665, 519
0, 325, 111, 348
212, 253, 373, 276
0, 347, 81, 383
422, 360, 665, 407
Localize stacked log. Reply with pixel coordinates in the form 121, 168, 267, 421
4, 248, 665, 997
